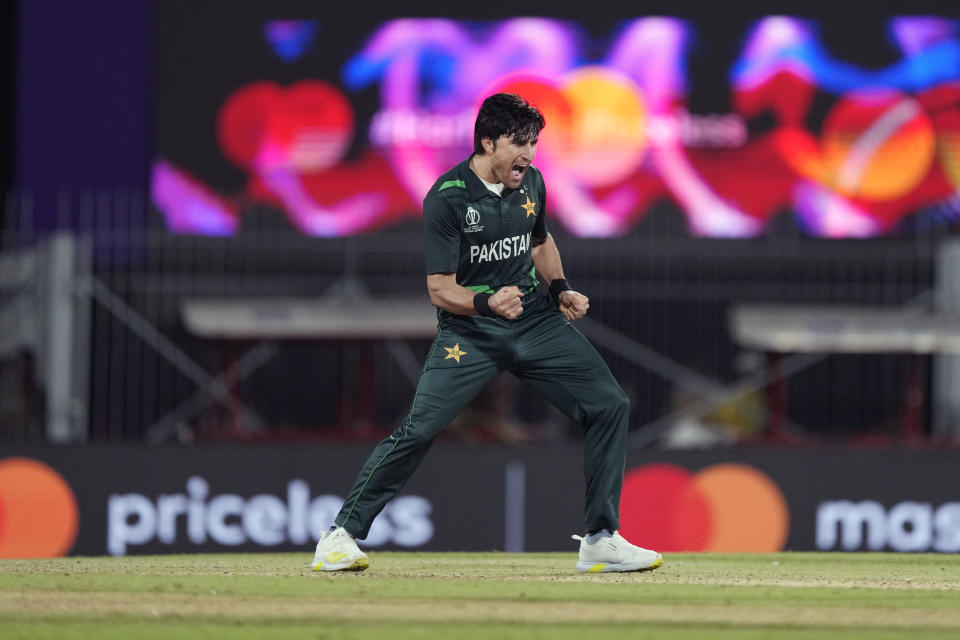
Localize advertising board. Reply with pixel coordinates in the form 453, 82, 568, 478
1, 446, 957, 557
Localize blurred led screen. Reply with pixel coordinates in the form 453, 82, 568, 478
153, 9, 960, 237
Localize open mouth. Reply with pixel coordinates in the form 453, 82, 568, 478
511, 163, 528, 181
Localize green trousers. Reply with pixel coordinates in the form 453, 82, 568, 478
335, 291, 629, 539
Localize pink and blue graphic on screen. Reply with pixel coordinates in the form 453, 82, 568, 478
152, 16, 960, 238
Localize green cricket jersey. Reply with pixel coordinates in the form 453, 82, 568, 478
423, 156, 548, 299
337, 159, 631, 543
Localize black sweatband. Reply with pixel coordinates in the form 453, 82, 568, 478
549, 278, 572, 305
473, 293, 496, 317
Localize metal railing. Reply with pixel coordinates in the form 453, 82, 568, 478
0, 188, 953, 446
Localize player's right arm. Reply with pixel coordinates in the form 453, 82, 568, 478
423, 187, 523, 319
427, 274, 524, 319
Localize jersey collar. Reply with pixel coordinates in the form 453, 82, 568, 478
462, 154, 505, 200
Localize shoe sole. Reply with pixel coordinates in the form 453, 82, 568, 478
312, 557, 370, 572
576, 556, 663, 573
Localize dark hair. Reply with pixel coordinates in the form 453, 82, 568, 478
473, 93, 545, 154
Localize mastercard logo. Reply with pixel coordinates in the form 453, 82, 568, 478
0, 458, 79, 558
619, 463, 789, 552
489, 67, 649, 188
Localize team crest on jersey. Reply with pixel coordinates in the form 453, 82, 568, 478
464, 206, 483, 233
521, 194, 537, 218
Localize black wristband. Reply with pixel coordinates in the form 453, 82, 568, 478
549, 278, 572, 306
473, 293, 496, 317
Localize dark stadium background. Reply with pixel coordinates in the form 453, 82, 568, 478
2, 0, 960, 557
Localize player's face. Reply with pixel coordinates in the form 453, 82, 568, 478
484, 135, 538, 189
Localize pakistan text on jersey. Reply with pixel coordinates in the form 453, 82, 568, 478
469, 233, 533, 264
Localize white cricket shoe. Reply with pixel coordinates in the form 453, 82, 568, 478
312, 526, 369, 572
572, 530, 663, 573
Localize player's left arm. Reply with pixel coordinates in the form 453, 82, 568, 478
531, 232, 589, 322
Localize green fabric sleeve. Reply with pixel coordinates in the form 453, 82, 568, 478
532, 170, 548, 240
423, 194, 461, 275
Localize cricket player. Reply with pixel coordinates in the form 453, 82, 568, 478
313, 93, 662, 573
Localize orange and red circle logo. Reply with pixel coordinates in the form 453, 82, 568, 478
619, 463, 789, 552
488, 67, 649, 187
821, 89, 935, 201
0, 458, 79, 558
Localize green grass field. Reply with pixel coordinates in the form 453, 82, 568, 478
1, 552, 958, 639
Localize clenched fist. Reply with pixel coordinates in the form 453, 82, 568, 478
558, 290, 589, 321
489, 286, 524, 320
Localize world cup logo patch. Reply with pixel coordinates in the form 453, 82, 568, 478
464, 206, 483, 233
